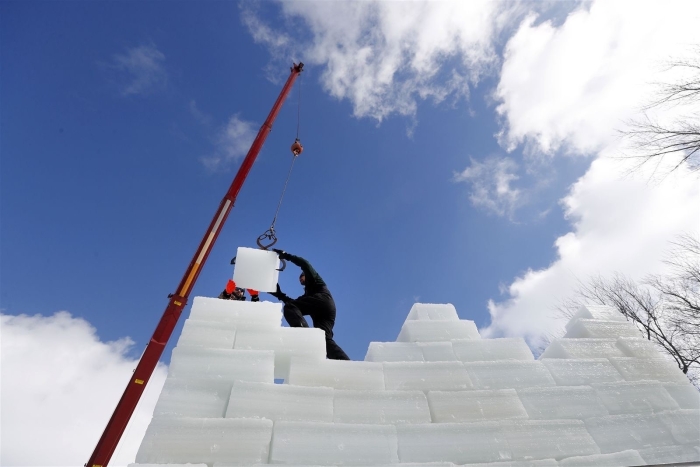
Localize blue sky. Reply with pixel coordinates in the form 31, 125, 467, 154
2, 1, 699, 465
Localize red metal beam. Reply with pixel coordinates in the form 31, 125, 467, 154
86, 62, 304, 467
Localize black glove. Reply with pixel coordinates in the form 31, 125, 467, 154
272, 248, 291, 260
269, 284, 291, 303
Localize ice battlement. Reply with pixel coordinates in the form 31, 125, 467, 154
131, 299, 700, 467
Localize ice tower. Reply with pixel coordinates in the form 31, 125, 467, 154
130, 297, 700, 467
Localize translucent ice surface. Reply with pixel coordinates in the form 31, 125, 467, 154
168, 347, 274, 383
499, 420, 600, 461
234, 326, 326, 379
558, 449, 645, 467
419, 342, 458, 361
225, 380, 333, 422
638, 445, 700, 465
584, 413, 676, 453
464, 361, 556, 390
231, 246, 280, 292
333, 389, 431, 424
592, 381, 680, 415
153, 377, 232, 418
365, 342, 424, 362
616, 337, 668, 359
608, 357, 690, 383
452, 338, 534, 362
405, 303, 459, 321
176, 319, 236, 349
135, 417, 273, 465
269, 421, 399, 465
663, 383, 700, 409
397, 320, 480, 342
659, 409, 700, 445
428, 389, 528, 422
539, 338, 625, 360
383, 362, 472, 391
187, 296, 282, 330
288, 358, 385, 390
565, 305, 626, 330
564, 319, 640, 339
517, 386, 608, 420
541, 359, 623, 386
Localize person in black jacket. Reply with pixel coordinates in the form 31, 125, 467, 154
269, 249, 350, 360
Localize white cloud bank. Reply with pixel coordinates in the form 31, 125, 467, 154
482, 0, 700, 345
453, 156, 522, 218
1, 312, 167, 466
201, 114, 258, 171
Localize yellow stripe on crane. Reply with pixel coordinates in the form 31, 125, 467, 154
179, 199, 232, 296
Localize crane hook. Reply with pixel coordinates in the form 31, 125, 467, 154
291, 138, 303, 156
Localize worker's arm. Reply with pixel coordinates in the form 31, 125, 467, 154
274, 250, 326, 287
269, 284, 291, 303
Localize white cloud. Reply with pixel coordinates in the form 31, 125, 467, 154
244, 0, 523, 121
110, 43, 168, 96
1, 311, 167, 466
482, 0, 700, 347
201, 114, 258, 170
453, 156, 522, 218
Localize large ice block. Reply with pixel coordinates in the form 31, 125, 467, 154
168, 347, 274, 383
225, 380, 333, 422
584, 413, 676, 453
234, 327, 326, 379
419, 342, 458, 361
517, 386, 608, 420
427, 389, 528, 422
608, 357, 690, 383
396, 421, 511, 464
452, 338, 534, 362
231, 246, 280, 292
176, 319, 236, 349
616, 337, 668, 359
460, 461, 558, 466
564, 319, 640, 339
638, 445, 700, 465
541, 358, 623, 386
664, 383, 700, 409
539, 338, 624, 359
659, 409, 700, 445
269, 421, 399, 465
135, 417, 273, 465
499, 420, 600, 461
397, 320, 480, 342
592, 381, 680, 415
558, 450, 645, 466
288, 358, 385, 390
333, 389, 431, 424
365, 342, 424, 362
383, 362, 472, 391
187, 296, 282, 330
152, 377, 232, 418
565, 305, 626, 330
464, 361, 556, 390
129, 464, 207, 467
406, 303, 459, 321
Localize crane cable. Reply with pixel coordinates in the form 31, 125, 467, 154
255, 74, 303, 269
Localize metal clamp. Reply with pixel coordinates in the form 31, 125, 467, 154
256, 227, 286, 271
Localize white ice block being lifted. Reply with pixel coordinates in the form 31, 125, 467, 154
565, 305, 626, 331
152, 377, 233, 418
288, 358, 385, 390
176, 319, 236, 349
405, 303, 459, 321
135, 417, 273, 465
541, 359, 623, 386
564, 319, 640, 339
234, 326, 326, 380
516, 386, 608, 420
452, 338, 534, 362
499, 420, 600, 461
333, 389, 431, 424
187, 296, 282, 330
464, 361, 556, 390
383, 362, 473, 391
592, 381, 680, 415
558, 450, 645, 467
168, 347, 274, 384
365, 342, 424, 362
539, 338, 625, 360
231, 246, 280, 292
225, 380, 333, 422
269, 421, 399, 465
584, 413, 677, 453
608, 357, 690, 383
397, 319, 480, 342
427, 389, 528, 423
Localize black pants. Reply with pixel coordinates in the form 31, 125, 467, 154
283, 293, 350, 360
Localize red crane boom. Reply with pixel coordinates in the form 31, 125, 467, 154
86, 62, 304, 467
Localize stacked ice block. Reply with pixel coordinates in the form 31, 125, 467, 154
133, 301, 699, 466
